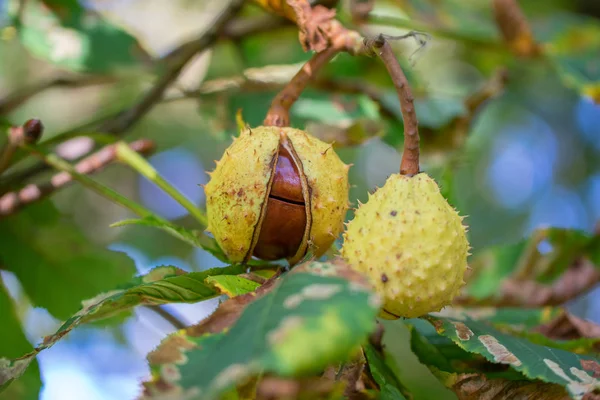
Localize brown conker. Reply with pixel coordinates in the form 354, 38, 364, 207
253, 145, 307, 260
204, 126, 350, 265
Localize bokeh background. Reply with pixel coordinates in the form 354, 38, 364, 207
0, 0, 599, 399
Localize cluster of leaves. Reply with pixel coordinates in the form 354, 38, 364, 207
1, 0, 600, 400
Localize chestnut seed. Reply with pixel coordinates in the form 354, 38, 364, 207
253, 145, 307, 260
204, 126, 350, 266
269, 145, 304, 203
253, 197, 307, 260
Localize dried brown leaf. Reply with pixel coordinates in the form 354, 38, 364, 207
255, 376, 340, 400
323, 357, 368, 398
148, 259, 373, 368
458, 259, 600, 307
252, 0, 335, 52
535, 312, 600, 347
450, 373, 570, 400
252, 0, 299, 22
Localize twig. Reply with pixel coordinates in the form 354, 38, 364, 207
99, 0, 245, 135
0, 139, 155, 218
364, 34, 420, 176
146, 305, 187, 330
0, 13, 286, 190
0, 16, 286, 119
262, 0, 371, 126
464, 68, 509, 114
115, 142, 208, 226
492, 0, 541, 57
263, 46, 341, 127
0, 119, 43, 174
0, 76, 116, 116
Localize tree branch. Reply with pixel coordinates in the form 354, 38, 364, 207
0, 76, 116, 116
262, 0, 369, 127
263, 46, 341, 127
98, 0, 246, 135
0, 13, 287, 190
492, 0, 541, 57
0, 119, 44, 175
0, 139, 155, 218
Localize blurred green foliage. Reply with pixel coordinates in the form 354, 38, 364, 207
0, 0, 599, 399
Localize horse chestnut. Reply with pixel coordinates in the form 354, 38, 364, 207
204, 126, 350, 265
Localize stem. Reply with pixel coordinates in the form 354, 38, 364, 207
0, 120, 44, 175
263, 46, 341, 127
20, 144, 153, 218
115, 142, 208, 226
99, 0, 245, 135
0, 135, 18, 176
492, 0, 540, 56
146, 305, 187, 330
367, 35, 420, 176
0, 76, 116, 116
0, 14, 286, 192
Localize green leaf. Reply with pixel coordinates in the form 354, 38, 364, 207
380, 319, 457, 400
506, 331, 600, 356
205, 275, 261, 297
434, 307, 561, 330
466, 228, 599, 299
534, 13, 600, 101
75, 265, 244, 324
464, 308, 600, 355
10, 0, 147, 73
291, 92, 381, 124
114, 142, 209, 226
144, 261, 380, 400
408, 322, 454, 373
381, 93, 467, 129
112, 216, 228, 262
426, 313, 600, 399
363, 344, 408, 400
0, 279, 41, 399
0, 201, 136, 319
466, 239, 526, 299
536, 229, 600, 282
0, 265, 244, 390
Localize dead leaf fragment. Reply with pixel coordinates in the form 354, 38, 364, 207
535, 311, 600, 346
452, 322, 474, 341
478, 335, 522, 367
450, 373, 570, 400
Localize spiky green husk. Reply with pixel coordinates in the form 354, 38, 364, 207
341, 173, 469, 318
284, 128, 350, 258
204, 127, 280, 263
